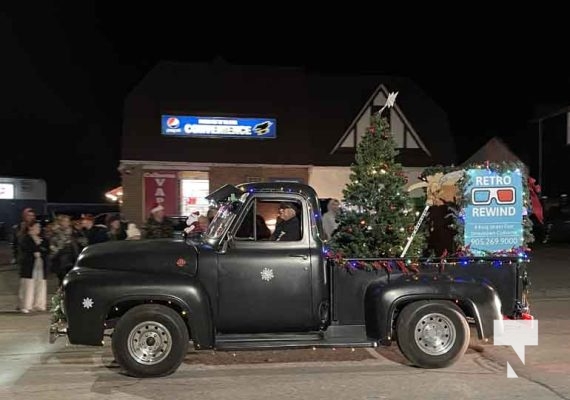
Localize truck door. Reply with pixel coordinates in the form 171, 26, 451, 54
217, 196, 313, 333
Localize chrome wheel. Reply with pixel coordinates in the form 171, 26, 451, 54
127, 321, 172, 365
414, 312, 456, 356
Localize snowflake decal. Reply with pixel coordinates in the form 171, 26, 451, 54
260, 268, 274, 282
82, 297, 94, 309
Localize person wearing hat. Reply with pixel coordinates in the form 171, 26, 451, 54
142, 203, 174, 239
270, 202, 301, 241
80, 214, 109, 246
106, 213, 127, 241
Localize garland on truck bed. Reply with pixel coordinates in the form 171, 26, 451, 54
325, 251, 528, 273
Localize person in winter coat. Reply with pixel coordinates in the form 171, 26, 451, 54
106, 214, 127, 241
270, 202, 301, 241
11, 207, 36, 264
322, 198, 340, 240
142, 203, 174, 239
80, 214, 109, 246
18, 221, 49, 313
49, 214, 81, 286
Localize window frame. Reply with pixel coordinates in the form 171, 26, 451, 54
231, 194, 305, 243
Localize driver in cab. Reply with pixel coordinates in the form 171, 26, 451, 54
271, 202, 301, 241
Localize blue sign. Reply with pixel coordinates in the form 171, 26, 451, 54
464, 169, 524, 255
161, 115, 277, 139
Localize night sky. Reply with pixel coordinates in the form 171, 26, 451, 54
2, 5, 569, 202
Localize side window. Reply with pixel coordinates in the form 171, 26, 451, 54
234, 198, 303, 241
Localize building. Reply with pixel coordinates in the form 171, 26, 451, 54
461, 136, 527, 170
0, 177, 46, 240
528, 105, 570, 197
120, 61, 456, 225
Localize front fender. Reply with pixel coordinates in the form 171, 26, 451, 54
64, 267, 214, 348
365, 276, 502, 342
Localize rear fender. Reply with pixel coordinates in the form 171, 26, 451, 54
365, 278, 502, 342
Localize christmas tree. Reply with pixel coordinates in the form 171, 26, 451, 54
329, 99, 426, 265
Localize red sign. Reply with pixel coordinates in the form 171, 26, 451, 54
144, 171, 178, 216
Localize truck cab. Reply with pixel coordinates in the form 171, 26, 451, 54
50, 182, 531, 378
206, 183, 328, 334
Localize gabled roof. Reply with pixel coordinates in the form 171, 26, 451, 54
331, 84, 431, 156
122, 61, 456, 166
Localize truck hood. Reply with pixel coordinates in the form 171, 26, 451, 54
75, 239, 199, 276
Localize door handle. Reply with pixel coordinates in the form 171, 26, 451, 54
289, 254, 308, 260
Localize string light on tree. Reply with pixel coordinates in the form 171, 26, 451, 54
328, 92, 426, 266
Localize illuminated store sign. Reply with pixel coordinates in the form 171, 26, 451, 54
161, 115, 277, 139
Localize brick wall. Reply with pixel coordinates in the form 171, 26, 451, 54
209, 166, 309, 192
120, 165, 144, 226
121, 165, 309, 223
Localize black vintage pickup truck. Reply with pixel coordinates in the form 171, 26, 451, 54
50, 182, 532, 377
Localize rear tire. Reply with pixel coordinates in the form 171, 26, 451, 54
396, 300, 469, 368
112, 304, 189, 377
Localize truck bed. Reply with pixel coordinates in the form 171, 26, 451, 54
330, 257, 529, 326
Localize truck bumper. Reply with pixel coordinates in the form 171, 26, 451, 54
49, 321, 68, 344
504, 312, 534, 320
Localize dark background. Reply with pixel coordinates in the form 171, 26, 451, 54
2, 4, 569, 202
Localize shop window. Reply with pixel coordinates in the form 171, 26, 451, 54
181, 179, 209, 216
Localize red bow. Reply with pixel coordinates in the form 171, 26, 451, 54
528, 177, 543, 224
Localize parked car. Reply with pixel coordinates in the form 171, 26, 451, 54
50, 182, 532, 378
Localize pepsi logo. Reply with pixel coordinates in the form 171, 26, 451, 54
166, 117, 180, 129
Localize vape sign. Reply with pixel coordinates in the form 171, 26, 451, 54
464, 169, 524, 255
161, 115, 277, 139
144, 171, 178, 216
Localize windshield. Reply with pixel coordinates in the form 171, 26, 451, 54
205, 195, 247, 239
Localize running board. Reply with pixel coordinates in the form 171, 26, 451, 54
214, 330, 378, 351
215, 332, 324, 343
215, 338, 378, 351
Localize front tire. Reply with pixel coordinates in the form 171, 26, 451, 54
112, 304, 189, 377
396, 300, 469, 368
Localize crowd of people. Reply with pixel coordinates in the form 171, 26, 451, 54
10, 198, 342, 314
10, 208, 142, 313
9, 203, 221, 313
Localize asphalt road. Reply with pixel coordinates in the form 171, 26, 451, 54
0, 298, 569, 398
0, 242, 569, 399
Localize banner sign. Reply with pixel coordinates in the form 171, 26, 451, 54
161, 115, 277, 139
144, 171, 178, 217
464, 169, 523, 255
